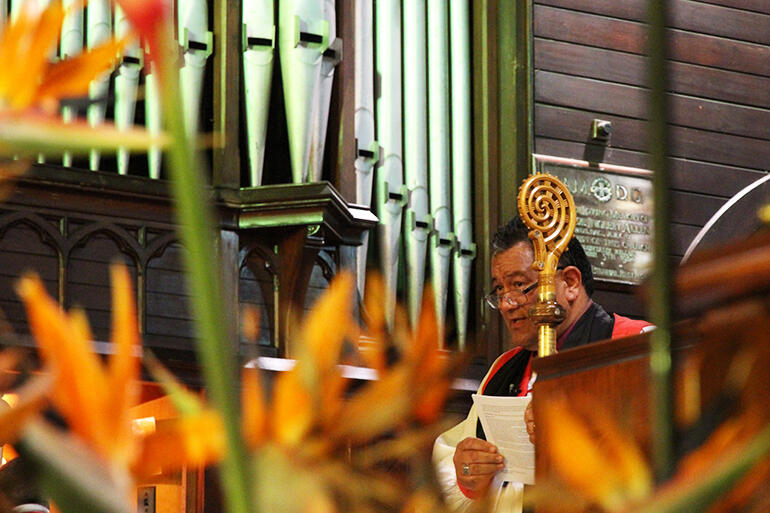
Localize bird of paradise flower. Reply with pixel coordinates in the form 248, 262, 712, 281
11, 266, 224, 513
10, 265, 460, 513
0, 1, 165, 168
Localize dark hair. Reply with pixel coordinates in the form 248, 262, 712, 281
0, 457, 47, 508
491, 216, 595, 296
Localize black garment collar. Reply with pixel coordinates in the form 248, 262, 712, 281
558, 301, 615, 351
475, 302, 615, 439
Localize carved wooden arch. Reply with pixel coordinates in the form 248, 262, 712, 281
0, 212, 65, 305
300, 250, 338, 314
64, 222, 143, 316
66, 220, 143, 264
0, 211, 66, 255
314, 249, 336, 283
142, 231, 181, 268
238, 243, 278, 277
238, 243, 278, 348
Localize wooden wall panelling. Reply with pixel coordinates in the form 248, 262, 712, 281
592, 288, 646, 318
533, 0, 770, 320
696, 0, 770, 14
328, 0, 356, 201
534, 105, 770, 170
534, 138, 768, 197
212, 0, 241, 186
471, 0, 504, 364
537, 0, 770, 44
218, 229, 241, 360
235, 228, 335, 358
535, 3, 770, 73
238, 244, 277, 355
275, 228, 324, 357
67, 232, 138, 341
0, 220, 60, 334
535, 71, 770, 139
670, 224, 703, 257
145, 243, 197, 351
304, 250, 335, 311
534, 39, 770, 108
534, 5, 770, 77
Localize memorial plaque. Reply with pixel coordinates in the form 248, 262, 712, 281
534, 155, 654, 285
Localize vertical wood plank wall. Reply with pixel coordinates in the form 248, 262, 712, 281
532, 0, 770, 317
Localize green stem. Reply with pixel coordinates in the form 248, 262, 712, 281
634, 423, 770, 513
153, 29, 252, 513
647, 0, 675, 481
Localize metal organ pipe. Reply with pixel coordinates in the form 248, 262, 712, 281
178, 0, 212, 137
87, 0, 111, 171
144, 54, 163, 178
427, 0, 454, 346
450, 0, 475, 350
353, 0, 378, 300
375, 0, 406, 326
60, 0, 83, 167
309, 0, 338, 183
242, 0, 275, 186
114, 4, 141, 175
402, 0, 430, 327
279, 0, 328, 183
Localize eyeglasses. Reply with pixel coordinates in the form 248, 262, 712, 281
484, 281, 539, 310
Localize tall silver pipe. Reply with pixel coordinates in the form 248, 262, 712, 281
144, 59, 163, 178
450, 0, 475, 349
375, 0, 406, 326
309, 0, 338, 182
60, 0, 83, 167
354, 0, 378, 300
427, 0, 454, 346
242, 0, 275, 186
114, 5, 141, 175
402, 0, 430, 327
279, 0, 328, 183
178, 0, 212, 137
87, 0, 112, 171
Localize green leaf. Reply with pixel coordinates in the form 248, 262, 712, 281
634, 422, 770, 513
0, 116, 167, 158
144, 352, 204, 417
20, 420, 132, 513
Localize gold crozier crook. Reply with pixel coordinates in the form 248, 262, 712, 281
517, 173, 577, 356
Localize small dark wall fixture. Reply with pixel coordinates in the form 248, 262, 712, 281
583, 118, 612, 164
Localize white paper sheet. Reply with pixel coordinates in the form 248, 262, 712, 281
471, 394, 535, 485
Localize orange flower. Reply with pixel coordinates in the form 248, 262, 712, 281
540, 396, 652, 511
236, 272, 459, 512
113, 0, 172, 65
0, 2, 123, 113
17, 270, 130, 464
0, 2, 164, 160
16, 266, 459, 513
0, 351, 52, 446
16, 265, 224, 481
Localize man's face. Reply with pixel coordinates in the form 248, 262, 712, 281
490, 242, 541, 351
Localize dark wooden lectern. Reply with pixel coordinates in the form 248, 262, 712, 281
531, 227, 770, 503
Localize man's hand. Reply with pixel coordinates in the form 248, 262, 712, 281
524, 401, 535, 444
453, 437, 504, 496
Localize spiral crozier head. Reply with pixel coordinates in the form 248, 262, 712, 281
517, 173, 577, 273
